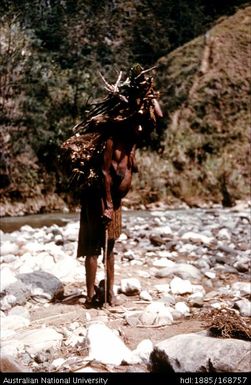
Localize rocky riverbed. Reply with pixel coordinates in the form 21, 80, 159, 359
0, 203, 250, 373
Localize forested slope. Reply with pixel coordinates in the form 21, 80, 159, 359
0, 1, 249, 215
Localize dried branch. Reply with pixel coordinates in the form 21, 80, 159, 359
114, 71, 123, 92
135, 65, 157, 80
98, 71, 114, 92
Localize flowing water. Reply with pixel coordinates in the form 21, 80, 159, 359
0, 208, 208, 232
0, 206, 242, 233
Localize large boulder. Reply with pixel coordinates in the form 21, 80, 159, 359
17, 271, 64, 302
150, 333, 251, 372
0, 271, 64, 310
1, 327, 63, 357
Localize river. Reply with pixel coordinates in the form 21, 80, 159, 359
0, 206, 245, 233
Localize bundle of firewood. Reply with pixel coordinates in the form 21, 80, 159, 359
60, 130, 105, 191
60, 65, 160, 191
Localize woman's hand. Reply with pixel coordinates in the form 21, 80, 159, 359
102, 207, 113, 226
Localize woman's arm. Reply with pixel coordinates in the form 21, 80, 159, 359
129, 143, 138, 173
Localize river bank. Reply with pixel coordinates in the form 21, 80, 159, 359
1, 204, 250, 372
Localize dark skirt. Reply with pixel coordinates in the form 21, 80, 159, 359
77, 195, 122, 257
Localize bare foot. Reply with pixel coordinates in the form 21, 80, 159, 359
108, 293, 123, 307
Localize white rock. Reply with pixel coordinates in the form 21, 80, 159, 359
86, 322, 132, 365
232, 201, 250, 210
0, 294, 17, 311
231, 282, 251, 296
175, 302, 190, 316
139, 302, 173, 326
120, 278, 141, 295
50, 358, 66, 370
118, 233, 128, 241
234, 257, 250, 272
33, 229, 49, 240
20, 327, 63, 354
146, 251, 157, 258
158, 250, 174, 258
152, 258, 175, 268
178, 243, 197, 253
54, 234, 63, 244
124, 310, 142, 327
74, 327, 86, 337
68, 321, 80, 331
113, 284, 120, 296
0, 340, 21, 357
20, 241, 45, 254
191, 285, 206, 296
154, 284, 170, 293
138, 271, 151, 278
154, 225, 173, 236
170, 251, 178, 259
130, 339, 153, 364
1, 315, 30, 331
74, 367, 97, 373
1, 255, 17, 264
204, 271, 216, 279
1, 327, 63, 356
65, 334, 85, 347
0, 267, 17, 292
44, 243, 66, 258
123, 250, 136, 260
8, 306, 30, 320
139, 290, 152, 301
49, 257, 86, 283
20, 225, 33, 232
170, 277, 193, 295
130, 260, 143, 266
17, 253, 39, 274
170, 310, 183, 320
30, 287, 52, 302
218, 228, 231, 240
217, 286, 232, 296
1, 242, 19, 256
150, 210, 166, 217
234, 299, 251, 317
0, 328, 17, 340
188, 292, 204, 300
160, 293, 176, 306
181, 232, 213, 245
63, 223, 79, 241
155, 263, 201, 280
195, 259, 210, 270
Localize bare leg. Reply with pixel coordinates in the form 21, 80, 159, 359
85, 256, 98, 302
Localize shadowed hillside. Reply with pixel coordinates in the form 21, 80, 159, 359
130, 6, 251, 207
